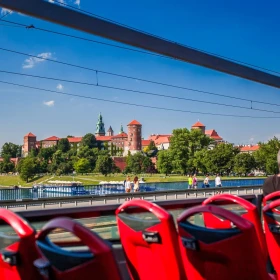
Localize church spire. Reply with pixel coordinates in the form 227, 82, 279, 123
95, 113, 105, 136
119, 124, 124, 134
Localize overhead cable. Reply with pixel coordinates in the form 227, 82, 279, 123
0, 79, 279, 119
0, 46, 279, 108
2, 17, 280, 76
1, 69, 280, 114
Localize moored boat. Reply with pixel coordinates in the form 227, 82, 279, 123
32, 180, 89, 195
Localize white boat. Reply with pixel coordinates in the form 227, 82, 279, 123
32, 181, 89, 195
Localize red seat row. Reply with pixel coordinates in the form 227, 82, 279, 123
0, 210, 122, 280
1, 192, 280, 279
117, 196, 275, 280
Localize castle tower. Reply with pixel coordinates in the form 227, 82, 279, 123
95, 112, 105, 136
107, 126, 114, 136
191, 120, 206, 134
119, 124, 124, 134
23, 132, 37, 157
126, 120, 142, 155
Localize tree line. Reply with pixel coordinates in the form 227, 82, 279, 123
0, 133, 156, 182
157, 128, 280, 176
1, 128, 279, 182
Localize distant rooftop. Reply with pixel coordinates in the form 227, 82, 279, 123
192, 121, 205, 127
128, 120, 141, 125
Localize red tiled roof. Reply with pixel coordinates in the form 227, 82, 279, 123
148, 134, 172, 141
192, 121, 205, 127
111, 133, 127, 139
25, 132, 36, 137
154, 136, 171, 145
128, 120, 141, 125
68, 137, 82, 143
96, 136, 112, 141
142, 140, 151, 146
205, 129, 223, 140
240, 145, 259, 152
43, 136, 60, 141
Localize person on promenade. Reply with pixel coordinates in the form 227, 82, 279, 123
203, 174, 210, 188
263, 150, 280, 196
215, 174, 222, 193
188, 175, 193, 189
133, 176, 139, 192
125, 176, 131, 200
192, 174, 198, 189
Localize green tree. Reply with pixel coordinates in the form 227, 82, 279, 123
204, 143, 239, 175
81, 133, 97, 149
187, 129, 213, 173
29, 148, 38, 158
126, 153, 145, 174
193, 148, 209, 174
77, 146, 99, 170
57, 138, 70, 153
234, 153, 256, 176
0, 157, 15, 173
38, 146, 56, 162
147, 140, 157, 151
74, 158, 91, 174
254, 137, 280, 174
1, 142, 21, 158
142, 157, 154, 173
169, 128, 190, 174
157, 150, 172, 175
95, 155, 114, 176
19, 157, 37, 182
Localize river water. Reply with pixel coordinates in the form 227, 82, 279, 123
0, 178, 265, 201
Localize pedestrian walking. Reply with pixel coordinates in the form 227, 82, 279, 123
125, 176, 132, 200
133, 176, 139, 192
188, 175, 193, 189
203, 174, 210, 188
192, 174, 198, 189
215, 174, 222, 193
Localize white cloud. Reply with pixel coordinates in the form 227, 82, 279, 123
22, 52, 52, 69
249, 137, 254, 142
48, 0, 64, 3
48, 0, 80, 6
56, 84, 64, 91
43, 100, 55, 107
1, 8, 13, 16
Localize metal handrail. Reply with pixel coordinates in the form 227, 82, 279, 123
0, 185, 262, 210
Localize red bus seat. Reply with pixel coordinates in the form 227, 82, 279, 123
0, 209, 41, 280
263, 191, 280, 210
116, 200, 186, 280
177, 205, 273, 280
202, 194, 267, 260
263, 199, 280, 278
33, 217, 121, 280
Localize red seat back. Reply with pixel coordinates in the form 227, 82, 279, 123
0, 209, 41, 280
116, 200, 186, 280
177, 205, 270, 280
202, 194, 267, 260
34, 217, 121, 280
263, 191, 280, 212
263, 199, 280, 277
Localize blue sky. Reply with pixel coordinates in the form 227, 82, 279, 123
1, 0, 280, 148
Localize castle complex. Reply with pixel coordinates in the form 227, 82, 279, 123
21, 114, 225, 157
22, 113, 144, 157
